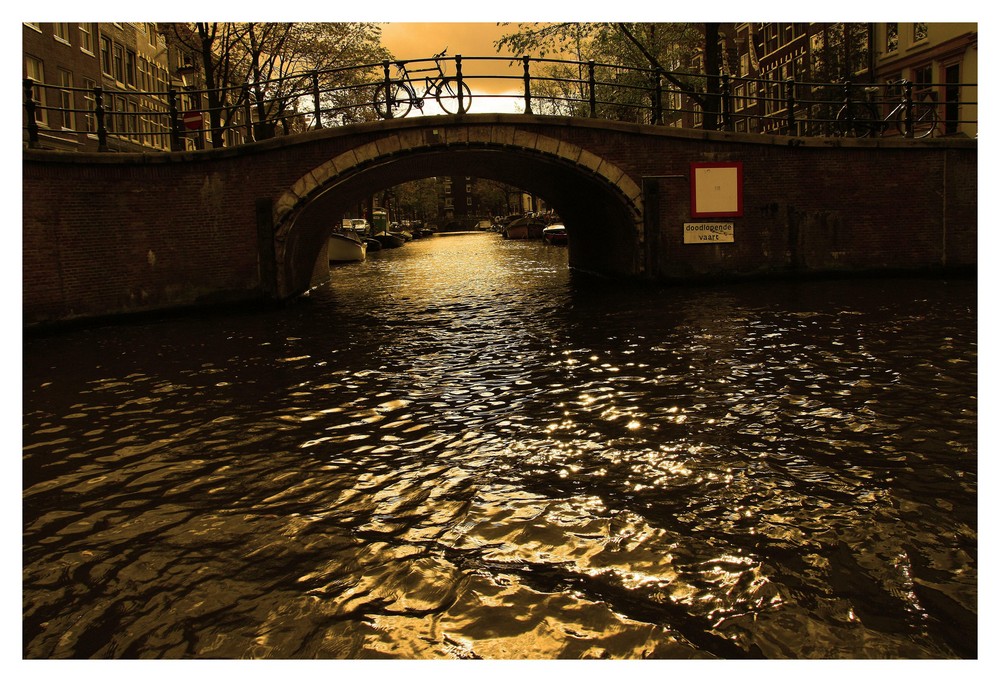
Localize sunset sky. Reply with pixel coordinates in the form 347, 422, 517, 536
380, 22, 517, 62
379, 22, 540, 113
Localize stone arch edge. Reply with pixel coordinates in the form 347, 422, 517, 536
272, 127, 645, 243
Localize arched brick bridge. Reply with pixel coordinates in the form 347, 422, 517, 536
22, 113, 976, 326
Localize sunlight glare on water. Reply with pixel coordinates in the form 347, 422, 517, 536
22, 233, 977, 659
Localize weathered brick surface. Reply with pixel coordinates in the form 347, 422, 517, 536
23, 115, 976, 326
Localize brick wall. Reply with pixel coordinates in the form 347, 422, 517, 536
22, 116, 977, 327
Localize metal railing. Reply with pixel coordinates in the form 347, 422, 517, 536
22, 54, 979, 152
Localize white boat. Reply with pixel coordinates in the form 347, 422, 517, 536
329, 228, 367, 262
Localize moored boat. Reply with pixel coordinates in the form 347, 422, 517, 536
372, 231, 406, 249
542, 223, 568, 245
329, 228, 367, 262
503, 215, 546, 239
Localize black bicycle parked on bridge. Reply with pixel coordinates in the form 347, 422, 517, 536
373, 49, 472, 118
835, 80, 939, 139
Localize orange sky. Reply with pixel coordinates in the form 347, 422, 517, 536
380, 23, 517, 62
379, 22, 535, 110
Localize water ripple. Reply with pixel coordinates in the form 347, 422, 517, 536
23, 236, 976, 659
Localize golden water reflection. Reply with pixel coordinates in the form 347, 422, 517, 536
23, 235, 976, 659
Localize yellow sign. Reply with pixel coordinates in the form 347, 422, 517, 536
684, 222, 734, 244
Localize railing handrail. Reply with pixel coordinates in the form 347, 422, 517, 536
22, 54, 978, 152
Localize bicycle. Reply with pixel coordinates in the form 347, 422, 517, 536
835, 80, 938, 139
373, 48, 472, 118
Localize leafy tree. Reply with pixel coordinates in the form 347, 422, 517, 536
391, 178, 441, 222
495, 22, 717, 126
473, 179, 521, 217
164, 22, 390, 146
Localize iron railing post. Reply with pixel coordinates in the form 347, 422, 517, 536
902, 79, 914, 138
312, 70, 323, 129
94, 86, 109, 151
242, 85, 255, 142
455, 54, 465, 113
522, 56, 532, 115
588, 60, 597, 117
785, 77, 796, 135
839, 81, 853, 134
653, 70, 663, 125
168, 87, 182, 151
24, 78, 40, 148
721, 74, 733, 131
382, 61, 393, 119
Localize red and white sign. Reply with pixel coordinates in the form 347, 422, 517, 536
182, 112, 203, 130
689, 162, 744, 218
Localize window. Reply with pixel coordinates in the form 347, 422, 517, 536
25, 22, 41, 32
57, 68, 74, 129
100, 35, 112, 75
126, 100, 139, 137
137, 57, 150, 91
886, 23, 898, 53
913, 64, 933, 89
82, 78, 96, 133
113, 95, 126, 134
847, 23, 870, 76
125, 49, 136, 87
153, 103, 170, 149
153, 64, 168, 98
944, 63, 960, 135
913, 23, 928, 42
79, 23, 95, 54
146, 23, 157, 46
53, 23, 71, 44
113, 43, 125, 82
810, 31, 825, 77
140, 104, 153, 147
764, 24, 778, 53
782, 23, 794, 46
25, 56, 47, 126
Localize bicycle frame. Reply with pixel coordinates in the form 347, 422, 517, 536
836, 80, 937, 139
373, 51, 472, 118
393, 58, 448, 109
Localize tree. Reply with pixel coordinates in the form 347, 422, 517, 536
392, 178, 440, 222
494, 22, 714, 126
163, 22, 248, 148
164, 22, 391, 146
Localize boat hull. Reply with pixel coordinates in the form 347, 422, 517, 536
329, 232, 367, 262
373, 232, 406, 249
542, 224, 568, 245
503, 218, 546, 239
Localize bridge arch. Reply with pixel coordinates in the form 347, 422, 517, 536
271, 126, 644, 297
22, 113, 976, 327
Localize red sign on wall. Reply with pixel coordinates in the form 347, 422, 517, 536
690, 162, 743, 217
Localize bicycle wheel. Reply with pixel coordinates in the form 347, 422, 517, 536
435, 78, 472, 114
895, 101, 938, 139
835, 103, 877, 138
373, 81, 414, 119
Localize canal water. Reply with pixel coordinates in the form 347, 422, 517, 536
23, 233, 977, 660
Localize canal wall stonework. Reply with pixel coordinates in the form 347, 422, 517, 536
22, 114, 976, 327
